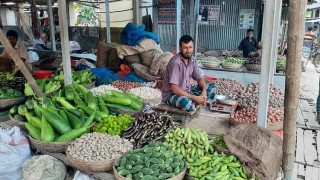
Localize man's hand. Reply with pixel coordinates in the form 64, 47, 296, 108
192, 95, 206, 105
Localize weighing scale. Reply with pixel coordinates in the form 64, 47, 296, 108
209, 95, 238, 113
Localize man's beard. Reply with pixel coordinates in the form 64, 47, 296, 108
181, 53, 192, 60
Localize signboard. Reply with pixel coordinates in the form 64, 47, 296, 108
208, 5, 220, 22
239, 9, 255, 29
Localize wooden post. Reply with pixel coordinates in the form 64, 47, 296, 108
282, 0, 307, 179
0, 29, 45, 97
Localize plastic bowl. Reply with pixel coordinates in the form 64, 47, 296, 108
34, 70, 52, 79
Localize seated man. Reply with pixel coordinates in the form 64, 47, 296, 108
227, 29, 262, 58
162, 35, 215, 112
0, 30, 30, 72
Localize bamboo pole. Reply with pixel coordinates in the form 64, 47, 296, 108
282, 0, 307, 178
0, 28, 45, 97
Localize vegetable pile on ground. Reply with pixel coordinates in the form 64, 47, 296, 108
114, 143, 185, 180
102, 90, 143, 111
12, 83, 111, 142
213, 134, 228, 149
90, 85, 123, 96
225, 57, 245, 64
111, 80, 141, 92
215, 78, 246, 99
123, 112, 178, 148
164, 128, 214, 158
67, 132, 133, 161
53, 70, 96, 84
0, 72, 26, 92
128, 87, 162, 101
0, 88, 23, 99
230, 107, 284, 124
187, 151, 250, 180
236, 83, 284, 108
24, 79, 62, 96
93, 114, 134, 135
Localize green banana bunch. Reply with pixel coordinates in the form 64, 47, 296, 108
164, 128, 213, 159
187, 151, 251, 180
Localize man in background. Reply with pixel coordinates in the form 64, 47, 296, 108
0, 30, 30, 72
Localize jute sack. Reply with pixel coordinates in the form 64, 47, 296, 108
96, 41, 123, 72
123, 54, 142, 66
224, 124, 283, 180
150, 52, 173, 76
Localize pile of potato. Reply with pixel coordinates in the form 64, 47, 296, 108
230, 107, 284, 124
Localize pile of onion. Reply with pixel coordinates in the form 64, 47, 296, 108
230, 107, 284, 124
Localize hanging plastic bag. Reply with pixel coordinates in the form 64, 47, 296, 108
0, 126, 31, 180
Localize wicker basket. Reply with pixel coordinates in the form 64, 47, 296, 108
213, 144, 230, 155
7, 115, 27, 131
230, 118, 283, 131
132, 63, 161, 81
66, 150, 119, 172
113, 158, 187, 180
245, 64, 261, 72
83, 81, 96, 89
276, 66, 286, 71
222, 62, 243, 70
202, 61, 221, 68
0, 97, 26, 110
28, 136, 69, 153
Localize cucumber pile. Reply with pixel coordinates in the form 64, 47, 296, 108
115, 143, 185, 180
103, 90, 143, 111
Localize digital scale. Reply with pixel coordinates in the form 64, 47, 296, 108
209, 95, 238, 113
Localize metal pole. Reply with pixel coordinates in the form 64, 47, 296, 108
58, 0, 72, 86
105, 0, 111, 43
269, 0, 282, 83
176, 0, 182, 52
133, 0, 142, 26
282, 0, 307, 178
194, 0, 200, 58
256, 0, 279, 127
48, 0, 56, 51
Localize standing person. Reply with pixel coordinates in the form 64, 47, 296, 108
227, 29, 262, 58
0, 30, 30, 72
161, 35, 215, 112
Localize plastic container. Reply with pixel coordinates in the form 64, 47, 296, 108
34, 70, 52, 79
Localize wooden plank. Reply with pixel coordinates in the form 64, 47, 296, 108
311, 167, 319, 180
155, 103, 199, 116
292, 163, 298, 180
298, 164, 305, 177
301, 100, 312, 112
305, 111, 320, 130
306, 166, 313, 180
296, 128, 305, 163
304, 130, 318, 165
297, 107, 305, 126
317, 131, 320, 161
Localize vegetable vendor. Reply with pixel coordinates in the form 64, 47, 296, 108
227, 29, 262, 58
162, 35, 215, 112
0, 30, 31, 72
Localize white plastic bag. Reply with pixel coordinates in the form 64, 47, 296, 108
22, 155, 66, 180
0, 126, 31, 180
27, 51, 39, 62
72, 171, 95, 180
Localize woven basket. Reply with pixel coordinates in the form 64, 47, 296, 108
83, 81, 96, 89
213, 144, 230, 155
66, 150, 119, 172
28, 136, 69, 153
7, 115, 27, 131
245, 64, 261, 72
132, 63, 161, 81
222, 62, 243, 70
113, 158, 187, 180
230, 118, 283, 131
276, 66, 286, 71
109, 108, 141, 116
0, 97, 26, 110
202, 61, 221, 68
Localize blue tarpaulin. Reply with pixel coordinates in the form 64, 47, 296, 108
120, 23, 160, 46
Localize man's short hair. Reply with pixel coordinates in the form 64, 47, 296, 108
247, 29, 254, 34
6, 30, 18, 39
308, 27, 314, 31
179, 35, 193, 47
